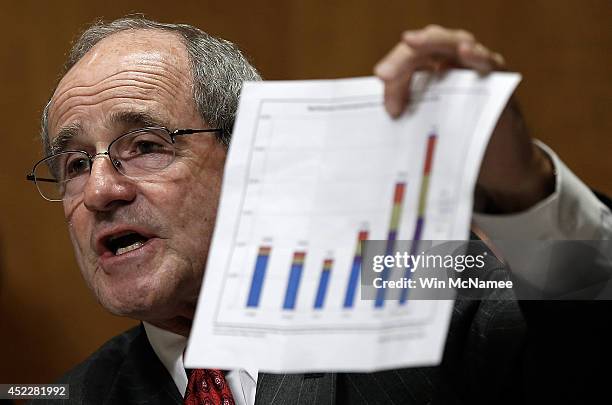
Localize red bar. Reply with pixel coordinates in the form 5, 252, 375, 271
424, 134, 437, 174
393, 182, 406, 203
358, 230, 369, 241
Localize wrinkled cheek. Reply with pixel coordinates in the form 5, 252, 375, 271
62, 194, 83, 218
175, 187, 219, 271
67, 217, 94, 280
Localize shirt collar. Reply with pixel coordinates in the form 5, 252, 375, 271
142, 321, 258, 397
143, 322, 189, 395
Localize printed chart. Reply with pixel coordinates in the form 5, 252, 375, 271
186, 72, 520, 372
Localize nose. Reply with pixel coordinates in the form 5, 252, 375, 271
82, 155, 137, 212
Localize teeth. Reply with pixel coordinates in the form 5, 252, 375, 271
115, 241, 144, 256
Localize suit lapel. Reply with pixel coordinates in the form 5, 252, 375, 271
104, 324, 183, 404
255, 373, 336, 405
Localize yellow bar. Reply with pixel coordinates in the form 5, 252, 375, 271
390, 203, 402, 228
417, 175, 430, 215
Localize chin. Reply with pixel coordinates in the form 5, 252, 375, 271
91, 272, 178, 321
97, 288, 159, 319
98, 269, 200, 324
82, 253, 202, 323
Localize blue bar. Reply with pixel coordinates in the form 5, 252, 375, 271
314, 270, 331, 309
283, 262, 304, 310
375, 232, 397, 308
399, 217, 426, 305
343, 256, 361, 308
246, 251, 270, 308
398, 249, 416, 304
374, 268, 388, 308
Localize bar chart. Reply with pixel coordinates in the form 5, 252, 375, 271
186, 73, 521, 372
238, 140, 438, 316
239, 131, 437, 312
211, 94, 462, 330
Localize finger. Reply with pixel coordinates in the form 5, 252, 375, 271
381, 57, 450, 118
402, 25, 475, 61
374, 41, 421, 81
375, 42, 428, 117
403, 25, 506, 73
382, 72, 412, 118
457, 42, 506, 73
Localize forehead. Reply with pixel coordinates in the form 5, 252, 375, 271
48, 29, 195, 140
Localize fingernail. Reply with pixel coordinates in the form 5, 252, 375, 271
386, 102, 402, 118
375, 63, 393, 79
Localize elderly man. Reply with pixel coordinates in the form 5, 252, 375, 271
28, 17, 611, 405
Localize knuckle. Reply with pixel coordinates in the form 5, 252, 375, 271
456, 29, 475, 42
424, 24, 442, 32
475, 42, 490, 55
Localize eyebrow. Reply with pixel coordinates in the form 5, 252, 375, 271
50, 123, 83, 155
49, 111, 168, 155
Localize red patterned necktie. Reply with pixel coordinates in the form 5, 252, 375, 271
184, 369, 236, 405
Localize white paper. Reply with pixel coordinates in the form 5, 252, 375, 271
185, 70, 521, 372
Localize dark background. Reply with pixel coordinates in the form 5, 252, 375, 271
0, 0, 610, 384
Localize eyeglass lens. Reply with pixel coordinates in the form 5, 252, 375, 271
33, 128, 176, 201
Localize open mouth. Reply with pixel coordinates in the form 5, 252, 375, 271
104, 232, 150, 256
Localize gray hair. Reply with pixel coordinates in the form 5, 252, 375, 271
41, 16, 261, 155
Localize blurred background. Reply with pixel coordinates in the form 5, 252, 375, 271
0, 0, 610, 384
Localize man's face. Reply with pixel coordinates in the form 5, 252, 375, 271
47, 30, 227, 332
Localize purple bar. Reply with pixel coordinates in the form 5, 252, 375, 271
412, 217, 424, 242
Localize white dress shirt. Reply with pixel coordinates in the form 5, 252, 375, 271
143, 142, 611, 405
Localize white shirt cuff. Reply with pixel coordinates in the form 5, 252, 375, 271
473, 140, 612, 240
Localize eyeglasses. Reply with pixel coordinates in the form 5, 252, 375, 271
27, 126, 222, 202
